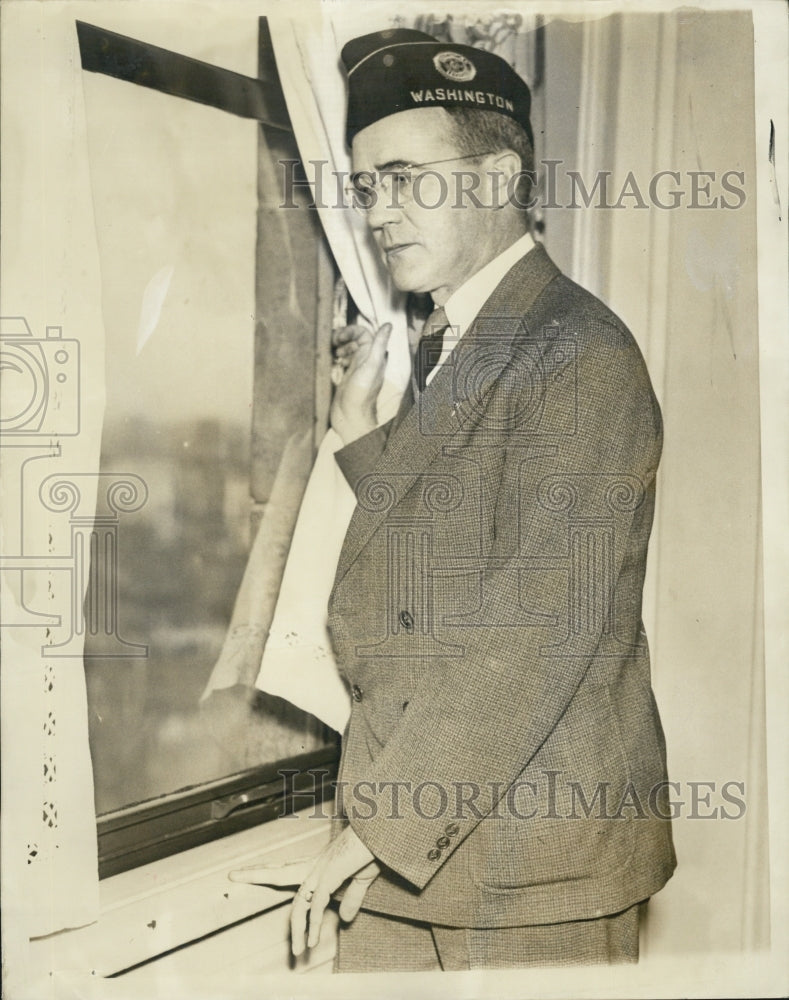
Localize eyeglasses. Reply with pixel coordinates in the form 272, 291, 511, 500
344, 152, 493, 214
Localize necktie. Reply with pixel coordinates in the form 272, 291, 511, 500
416, 307, 449, 392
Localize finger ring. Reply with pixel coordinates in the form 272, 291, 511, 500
298, 886, 314, 903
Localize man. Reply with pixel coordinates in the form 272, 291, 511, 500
237, 27, 676, 971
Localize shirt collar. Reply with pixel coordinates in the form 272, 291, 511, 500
442, 230, 536, 338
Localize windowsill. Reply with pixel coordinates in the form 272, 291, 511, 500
29, 809, 332, 980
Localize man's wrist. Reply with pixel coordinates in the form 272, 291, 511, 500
333, 413, 378, 446
334, 422, 390, 491
341, 823, 376, 867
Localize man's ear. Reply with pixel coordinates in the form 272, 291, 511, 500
484, 148, 524, 209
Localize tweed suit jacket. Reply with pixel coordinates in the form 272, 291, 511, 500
328, 244, 676, 928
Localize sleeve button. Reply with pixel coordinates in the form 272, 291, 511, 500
398, 610, 414, 631
445, 822, 460, 836
427, 848, 441, 861
436, 836, 450, 849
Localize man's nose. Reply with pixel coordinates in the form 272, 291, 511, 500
365, 188, 404, 230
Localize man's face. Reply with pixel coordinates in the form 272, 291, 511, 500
351, 108, 496, 305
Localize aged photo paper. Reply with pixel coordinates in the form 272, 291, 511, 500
1, 1, 787, 997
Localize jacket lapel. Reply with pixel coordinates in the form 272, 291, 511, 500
333, 243, 560, 588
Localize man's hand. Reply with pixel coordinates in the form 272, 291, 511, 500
228, 825, 380, 956
330, 322, 392, 445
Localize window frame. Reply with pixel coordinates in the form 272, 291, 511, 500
97, 744, 339, 878
80, 16, 340, 880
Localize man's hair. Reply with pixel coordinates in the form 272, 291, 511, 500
442, 107, 535, 210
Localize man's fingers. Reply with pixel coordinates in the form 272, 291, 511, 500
337, 876, 369, 923
332, 323, 370, 347
371, 322, 393, 355
344, 322, 392, 383
338, 860, 380, 923
334, 340, 360, 359
281, 827, 378, 955
306, 888, 332, 949
228, 858, 313, 887
290, 890, 311, 957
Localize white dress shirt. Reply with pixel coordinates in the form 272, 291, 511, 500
425, 230, 536, 387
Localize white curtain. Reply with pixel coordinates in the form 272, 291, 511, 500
1, 4, 103, 938
204, 11, 412, 732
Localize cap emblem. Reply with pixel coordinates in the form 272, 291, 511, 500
433, 51, 477, 83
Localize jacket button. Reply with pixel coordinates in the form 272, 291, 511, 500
445, 822, 460, 837
351, 685, 363, 703
427, 848, 441, 861
436, 836, 450, 849
399, 610, 414, 631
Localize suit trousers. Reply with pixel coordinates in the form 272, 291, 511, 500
334, 902, 645, 973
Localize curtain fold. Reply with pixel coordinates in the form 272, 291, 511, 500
203, 11, 411, 732
1, 4, 103, 938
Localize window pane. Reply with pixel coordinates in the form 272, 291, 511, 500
82, 58, 330, 815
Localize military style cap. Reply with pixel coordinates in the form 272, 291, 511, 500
341, 28, 533, 149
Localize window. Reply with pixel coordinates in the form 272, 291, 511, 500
78, 18, 339, 875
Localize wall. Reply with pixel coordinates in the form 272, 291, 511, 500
542, 10, 768, 954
